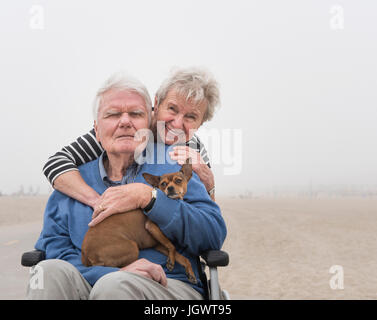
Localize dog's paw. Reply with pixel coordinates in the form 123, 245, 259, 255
187, 273, 197, 285
166, 258, 175, 271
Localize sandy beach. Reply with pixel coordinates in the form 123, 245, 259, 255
1, 195, 377, 299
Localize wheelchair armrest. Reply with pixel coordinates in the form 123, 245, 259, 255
21, 250, 45, 267
200, 250, 229, 268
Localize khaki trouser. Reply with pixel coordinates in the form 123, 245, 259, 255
26, 259, 203, 300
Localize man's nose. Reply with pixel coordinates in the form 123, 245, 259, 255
119, 112, 132, 127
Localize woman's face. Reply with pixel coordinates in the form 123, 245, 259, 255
153, 89, 207, 145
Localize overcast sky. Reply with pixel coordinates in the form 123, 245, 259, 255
0, 0, 376, 196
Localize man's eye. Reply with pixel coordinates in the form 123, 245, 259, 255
105, 112, 120, 118
130, 111, 145, 117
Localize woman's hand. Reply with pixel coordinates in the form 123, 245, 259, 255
169, 146, 215, 193
89, 183, 152, 227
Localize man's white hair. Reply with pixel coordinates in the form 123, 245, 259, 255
155, 67, 221, 123
93, 72, 152, 123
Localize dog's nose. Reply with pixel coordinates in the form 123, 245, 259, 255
167, 186, 175, 193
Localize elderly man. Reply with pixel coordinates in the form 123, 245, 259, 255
42, 67, 219, 226
27, 73, 226, 300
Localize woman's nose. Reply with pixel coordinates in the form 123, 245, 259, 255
170, 115, 184, 129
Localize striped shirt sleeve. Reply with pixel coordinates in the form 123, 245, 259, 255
43, 128, 103, 185
43, 130, 210, 186
186, 134, 211, 168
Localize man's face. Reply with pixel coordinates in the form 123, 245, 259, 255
153, 89, 207, 145
94, 89, 149, 155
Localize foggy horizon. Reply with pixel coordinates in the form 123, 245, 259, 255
1, 1, 376, 196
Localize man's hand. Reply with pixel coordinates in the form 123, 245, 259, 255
120, 258, 168, 287
169, 146, 215, 192
89, 183, 152, 227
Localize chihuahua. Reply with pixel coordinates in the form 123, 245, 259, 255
81, 159, 197, 284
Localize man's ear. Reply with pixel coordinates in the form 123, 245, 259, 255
142, 173, 161, 187
180, 158, 192, 182
94, 120, 100, 142
153, 96, 159, 115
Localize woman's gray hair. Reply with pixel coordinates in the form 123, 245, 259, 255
93, 72, 153, 123
155, 67, 220, 123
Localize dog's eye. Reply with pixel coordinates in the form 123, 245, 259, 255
175, 179, 182, 184
160, 182, 167, 187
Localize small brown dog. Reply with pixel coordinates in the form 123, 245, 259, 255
81, 159, 197, 284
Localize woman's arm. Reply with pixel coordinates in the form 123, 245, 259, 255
185, 134, 215, 200
53, 171, 100, 208
43, 128, 103, 207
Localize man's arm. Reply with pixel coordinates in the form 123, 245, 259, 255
35, 192, 118, 286
144, 171, 226, 256
88, 172, 226, 254
42, 128, 103, 208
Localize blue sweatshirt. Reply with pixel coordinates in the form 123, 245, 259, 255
35, 144, 227, 295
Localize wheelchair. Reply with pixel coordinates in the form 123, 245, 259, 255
21, 249, 230, 300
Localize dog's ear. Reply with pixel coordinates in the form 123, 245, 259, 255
180, 158, 192, 181
142, 173, 161, 187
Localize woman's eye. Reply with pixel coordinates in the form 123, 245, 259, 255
186, 114, 196, 120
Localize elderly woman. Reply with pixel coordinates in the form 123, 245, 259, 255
42, 67, 220, 226
27, 73, 226, 300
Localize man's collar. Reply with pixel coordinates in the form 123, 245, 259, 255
98, 152, 141, 187
98, 152, 109, 182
